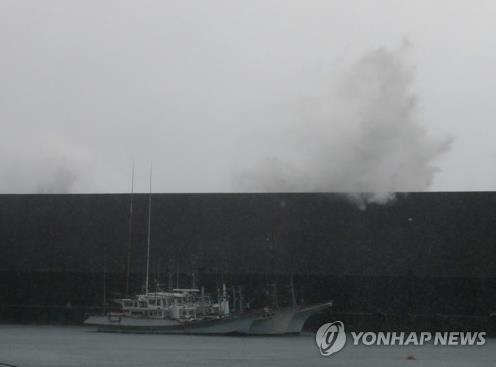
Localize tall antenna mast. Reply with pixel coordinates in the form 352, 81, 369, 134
125, 161, 135, 297
145, 162, 153, 294
103, 245, 107, 314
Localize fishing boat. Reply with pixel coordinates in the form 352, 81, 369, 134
85, 284, 266, 335
84, 284, 332, 335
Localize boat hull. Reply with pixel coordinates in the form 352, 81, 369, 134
248, 301, 333, 335
85, 301, 332, 336
85, 314, 261, 335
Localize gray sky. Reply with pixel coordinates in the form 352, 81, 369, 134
1, 0, 495, 194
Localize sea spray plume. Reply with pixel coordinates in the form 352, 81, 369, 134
34, 164, 78, 194
337, 43, 452, 205
0, 135, 91, 193
237, 42, 452, 205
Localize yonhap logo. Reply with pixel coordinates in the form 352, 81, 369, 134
315, 321, 347, 356
316, 321, 486, 358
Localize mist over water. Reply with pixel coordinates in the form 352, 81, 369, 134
239, 43, 452, 205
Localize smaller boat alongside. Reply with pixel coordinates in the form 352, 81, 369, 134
248, 301, 333, 335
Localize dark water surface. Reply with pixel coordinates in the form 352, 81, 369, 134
0, 325, 494, 367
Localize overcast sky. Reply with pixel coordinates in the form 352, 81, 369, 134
1, 0, 495, 194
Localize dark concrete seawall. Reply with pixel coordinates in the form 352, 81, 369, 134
1, 192, 496, 332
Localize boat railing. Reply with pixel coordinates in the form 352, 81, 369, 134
107, 312, 123, 323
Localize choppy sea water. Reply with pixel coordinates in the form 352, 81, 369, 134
0, 325, 495, 367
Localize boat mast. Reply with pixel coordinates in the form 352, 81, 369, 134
145, 163, 152, 294
290, 275, 297, 307
103, 245, 107, 314
125, 161, 135, 297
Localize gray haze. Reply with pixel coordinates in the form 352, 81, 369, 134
1, 0, 495, 193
